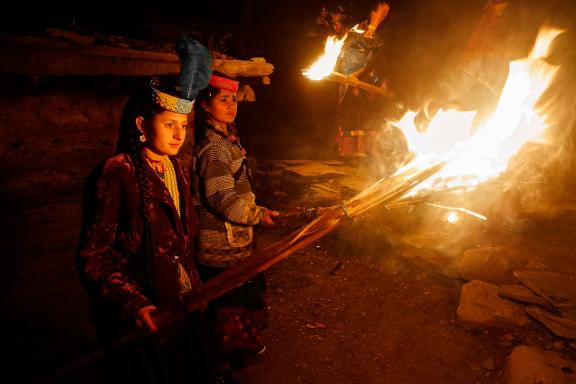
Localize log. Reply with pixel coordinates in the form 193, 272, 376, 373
0, 34, 274, 77
46, 28, 96, 45
213, 57, 274, 78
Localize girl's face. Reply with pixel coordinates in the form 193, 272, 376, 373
202, 89, 238, 125
137, 110, 188, 156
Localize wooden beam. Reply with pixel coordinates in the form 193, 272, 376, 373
0, 34, 274, 77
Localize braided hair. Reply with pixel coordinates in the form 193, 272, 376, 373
116, 88, 165, 222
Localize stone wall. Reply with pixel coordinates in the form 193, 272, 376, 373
0, 77, 195, 380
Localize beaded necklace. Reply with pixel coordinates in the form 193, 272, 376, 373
161, 157, 181, 217
145, 155, 181, 217
142, 153, 188, 296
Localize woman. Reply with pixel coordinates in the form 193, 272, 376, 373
192, 72, 279, 381
75, 38, 214, 383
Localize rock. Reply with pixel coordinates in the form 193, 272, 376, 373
401, 244, 461, 279
457, 280, 531, 327
459, 244, 544, 285
513, 271, 576, 316
498, 284, 552, 307
279, 160, 350, 179
526, 306, 576, 340
258, 159, 373, 205
397, 222, 477, 279
503, 345, 576, 384
460, 239, 576, 286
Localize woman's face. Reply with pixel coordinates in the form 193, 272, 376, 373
138, 110, 188, 156
202, 89, 238, 125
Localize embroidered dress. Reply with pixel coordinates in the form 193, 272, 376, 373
76, 153, 214, 383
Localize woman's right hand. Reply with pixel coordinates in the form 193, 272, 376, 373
261, 209, 280, 226
135, 305, 159, 334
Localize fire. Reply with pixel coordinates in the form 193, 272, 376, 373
394, 27, 564, 194
302, 35, 347, 80
302, 25, 364, 80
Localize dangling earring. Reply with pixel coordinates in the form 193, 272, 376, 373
139, 134, 146, 143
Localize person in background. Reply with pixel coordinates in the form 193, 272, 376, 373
335, 2, 392, 160
75, 38, 216, 383
415, 0, 511, 133
460, 0, 510, 121
312, 4, 349, 38
192, 72, 279, 384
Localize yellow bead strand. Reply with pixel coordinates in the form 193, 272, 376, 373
162, 157, 181, 217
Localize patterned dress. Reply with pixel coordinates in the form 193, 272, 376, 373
193, 126, 269, 354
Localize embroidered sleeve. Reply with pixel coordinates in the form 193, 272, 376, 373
75, 159, 151, 319
198, 144, 264, 225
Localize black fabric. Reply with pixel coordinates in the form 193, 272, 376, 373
98, 311, 216, 384
197, 265, 267, 372
198, 265, 267, 310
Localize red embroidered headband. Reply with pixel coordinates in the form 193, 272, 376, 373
209, 75, 239, 92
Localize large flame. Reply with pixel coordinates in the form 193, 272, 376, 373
303, 25, 364, 80
303, 35, 347, 80
394, 27, 564, 194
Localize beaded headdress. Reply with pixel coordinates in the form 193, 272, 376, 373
151, 79, 195, 113
150, 37, 212, 114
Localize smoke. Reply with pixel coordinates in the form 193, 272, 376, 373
501, 28, 576, 218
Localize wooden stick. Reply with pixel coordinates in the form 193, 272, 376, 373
183, 163, 444, 311
327, 71, 392, 97
46, 162, 443, 380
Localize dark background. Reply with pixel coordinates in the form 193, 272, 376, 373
3, 0, 574, 158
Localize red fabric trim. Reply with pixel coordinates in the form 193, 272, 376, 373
209, 75, 239, 92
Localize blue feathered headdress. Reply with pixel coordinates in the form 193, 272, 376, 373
175, 37, 212, 101
150, 37, 212, 114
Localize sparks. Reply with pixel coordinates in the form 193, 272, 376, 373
426, 203, 487, 221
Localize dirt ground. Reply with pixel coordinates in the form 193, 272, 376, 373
229, 216, 546, 384
2, 176, 554, 384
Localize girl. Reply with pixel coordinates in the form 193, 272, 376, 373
192, 72, 279, 382
75, 38, 214, 383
